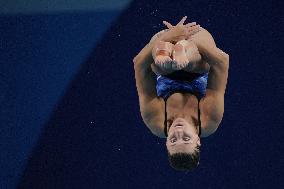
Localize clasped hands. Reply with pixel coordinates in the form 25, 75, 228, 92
159, 16, 201, 43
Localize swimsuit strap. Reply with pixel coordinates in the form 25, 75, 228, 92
163, 99, 168, 137
198, 99, 202, 137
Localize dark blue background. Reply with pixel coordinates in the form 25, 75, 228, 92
1, 0, 283, 188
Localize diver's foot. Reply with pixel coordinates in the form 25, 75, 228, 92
153, 41, 173, 70
172, 41, 189, 70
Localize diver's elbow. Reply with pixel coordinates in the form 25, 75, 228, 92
133, 55, 139, 63
201, 119, 220, 137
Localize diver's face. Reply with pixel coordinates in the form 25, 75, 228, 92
166, 118, 200, 154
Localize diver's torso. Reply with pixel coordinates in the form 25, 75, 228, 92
165, 92, 200, 130
163, 59, 209, 129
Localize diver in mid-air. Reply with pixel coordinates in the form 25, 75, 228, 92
133, 16, 229, 171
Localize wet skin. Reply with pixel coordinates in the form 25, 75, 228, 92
166, 118, 201, 154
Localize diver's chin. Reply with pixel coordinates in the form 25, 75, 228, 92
173, 124, 184, 128
172, 118, 186, 126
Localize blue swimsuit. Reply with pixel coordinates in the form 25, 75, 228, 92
156, 70, 209, 137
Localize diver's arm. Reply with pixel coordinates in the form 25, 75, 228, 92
133, 36, 165, 136
199, 48, 229, 137
133, 35, 164, 100
191, 28, 229, 137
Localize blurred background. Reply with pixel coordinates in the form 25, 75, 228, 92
0, 0, 283, 188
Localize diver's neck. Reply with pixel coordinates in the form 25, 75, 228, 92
170, 113, 199, 134
173, 113, 194, 125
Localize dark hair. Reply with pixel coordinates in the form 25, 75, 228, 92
168, 145, 200, 171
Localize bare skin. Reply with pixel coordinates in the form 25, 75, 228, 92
150, 17, 209, 75
133, 17, 229, 141
151, 49, 210, 75
166, 117, 201, 154
152, 37, 204, 74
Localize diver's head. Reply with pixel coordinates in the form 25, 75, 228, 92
166, 117, 201, 171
